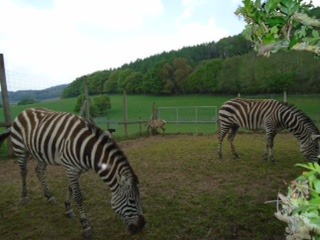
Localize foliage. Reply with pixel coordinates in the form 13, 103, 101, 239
275, 163, 320, 239
61, 35, 253, 97
93, 95, 111, 114
17, 97, 38, 106
61, 45, 320, 97
235, 0, 320, 56
187, 59, 223, 93
73, 94, 86, 113
73, 94, 98, 117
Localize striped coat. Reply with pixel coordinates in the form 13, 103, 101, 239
0, 108, 145, 237
218, 98, 320, 162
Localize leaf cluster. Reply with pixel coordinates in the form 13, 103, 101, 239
235, 0, 320, 56
276, 163, 320, 238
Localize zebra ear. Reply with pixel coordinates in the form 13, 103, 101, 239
311, 135, 320, 141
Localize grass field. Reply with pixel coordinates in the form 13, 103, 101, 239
0, 94, 319, 138
0, 133, 310, 239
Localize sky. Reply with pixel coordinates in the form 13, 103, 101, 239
0, 0, 319, 91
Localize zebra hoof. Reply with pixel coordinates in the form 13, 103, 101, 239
65, 209, 76, 218
82, 227, 92, 239
20, 197, 29, 206
47, 196, 57, 204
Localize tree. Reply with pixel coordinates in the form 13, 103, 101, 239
93, 95, 111, 114
161, 63, 174, 94
104, 70, 120, 93
18, 98, 38, 105
173, 58, 193, 94
74, 94, 98, 117
187, 59, 222, 93
235, 0, 320, 56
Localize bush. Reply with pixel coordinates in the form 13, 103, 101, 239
74, 94, 111, 117
93, 95, 111, 114
18, 98, 38, 106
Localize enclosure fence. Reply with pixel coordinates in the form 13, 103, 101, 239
158, 106, 218, 135
93, 106, 219, 137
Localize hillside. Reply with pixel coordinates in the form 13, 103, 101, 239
7, 84, 68, 103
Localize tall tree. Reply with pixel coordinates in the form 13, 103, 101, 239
173, 58, 193, 94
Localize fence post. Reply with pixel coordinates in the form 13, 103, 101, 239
0, 54, 13, 156
123, 90, 128, 136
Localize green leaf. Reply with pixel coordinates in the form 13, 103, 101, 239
309, 196, 320, 205
264, 0, 280, 14
288, 36, 300, 49
262, 34, 277, 44
296, 163, 320, 173
313, 179, 320, 192
279, 6, 289, 15
254, 0, 261, 8
312, 30, 320, 38
266, 17, 285, 26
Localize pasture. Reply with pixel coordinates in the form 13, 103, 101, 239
0, 133, 308, 239
0, 94, 319, 138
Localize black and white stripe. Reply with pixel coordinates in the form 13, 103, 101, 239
0, 108, 145, 237
218, 98, 320, 162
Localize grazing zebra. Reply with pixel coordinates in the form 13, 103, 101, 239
218, 98, 320, 162
0, 108, 145, 237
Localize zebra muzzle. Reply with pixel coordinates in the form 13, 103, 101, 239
128, 215, 146, 234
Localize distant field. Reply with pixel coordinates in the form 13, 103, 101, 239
0, 94, 319, 138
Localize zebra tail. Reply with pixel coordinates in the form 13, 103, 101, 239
0, 129, 11, 147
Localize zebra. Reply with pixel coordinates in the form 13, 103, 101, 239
0, 108, 145, 237
217, 98, 320, 162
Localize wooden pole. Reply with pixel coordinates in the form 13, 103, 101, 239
123, 89, 128, 136
0, 54, 13, 156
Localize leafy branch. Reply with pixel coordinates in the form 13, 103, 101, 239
235, 0, 320, 56
275, 163, 320, 239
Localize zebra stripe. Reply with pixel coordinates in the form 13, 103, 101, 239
0, 108, 145, 237
218, 98, 320, 162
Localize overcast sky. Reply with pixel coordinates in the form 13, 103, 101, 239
1, 0, 319, 91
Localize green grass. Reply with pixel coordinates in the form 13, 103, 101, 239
0, 133, 307, 239
1, 94, 319, 139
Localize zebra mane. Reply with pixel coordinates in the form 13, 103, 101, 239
281, 101, 320, 134
84, 120, 140, 185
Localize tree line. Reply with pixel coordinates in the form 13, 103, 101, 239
61, 7, 320, 98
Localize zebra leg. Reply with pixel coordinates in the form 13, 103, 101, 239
218, 128, 228, 159
228, 125, 239, 159
35, 162, 56, 204
65, 185, 76, 218
17, 154, 30, 205
265, 132, 276, 163
67, 170, 92, 238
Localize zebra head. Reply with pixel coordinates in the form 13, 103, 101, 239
301, 134, 320, 162
111, 173, 145, 234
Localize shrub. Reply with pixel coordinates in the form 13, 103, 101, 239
18, 98, 38, 106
